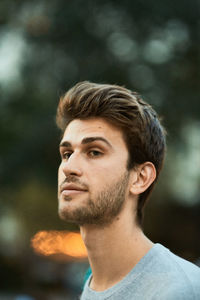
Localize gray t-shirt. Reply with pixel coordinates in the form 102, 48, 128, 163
80, 243, 200, 300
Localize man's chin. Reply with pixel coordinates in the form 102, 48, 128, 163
58, 208, 80, 224
58, 205, 92, 225
58, 202, 87, 223
58, 207, 117, 227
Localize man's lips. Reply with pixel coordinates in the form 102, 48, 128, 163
60, 183, 87, 196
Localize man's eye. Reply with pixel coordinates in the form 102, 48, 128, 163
89, 150, 102, 157
62, 152, 72, 159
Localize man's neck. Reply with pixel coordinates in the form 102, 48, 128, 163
80, 214, 153, 291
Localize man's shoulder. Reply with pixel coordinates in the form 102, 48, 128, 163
146, 244, 200, 299
150, 244, 200, 276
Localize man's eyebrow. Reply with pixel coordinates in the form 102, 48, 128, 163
81, 137, 112, 148
59, 137, 112, 148
59, 141, 72, 148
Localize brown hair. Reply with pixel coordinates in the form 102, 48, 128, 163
56, 81, 166, 226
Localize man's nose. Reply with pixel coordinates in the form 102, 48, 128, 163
61, 152, 82, 177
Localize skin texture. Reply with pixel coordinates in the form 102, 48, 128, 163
58, 117, 156, 291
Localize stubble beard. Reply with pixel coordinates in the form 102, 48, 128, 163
59, 171, 130, 226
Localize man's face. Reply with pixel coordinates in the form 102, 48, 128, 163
58, 118, 131, 226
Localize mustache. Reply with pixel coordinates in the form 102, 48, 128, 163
59, 176, 88, 191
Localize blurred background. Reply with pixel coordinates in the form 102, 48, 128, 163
0, 0, 200, 299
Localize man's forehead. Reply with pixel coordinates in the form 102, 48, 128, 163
64, 118, 117, 135
61, 118, 124, 145
67, 120, 103, 133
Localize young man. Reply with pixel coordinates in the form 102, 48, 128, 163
56, 81, 200, 299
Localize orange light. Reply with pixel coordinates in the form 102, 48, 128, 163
31, 230, 87, 259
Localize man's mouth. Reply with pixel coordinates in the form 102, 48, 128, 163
60, 183, 87, 196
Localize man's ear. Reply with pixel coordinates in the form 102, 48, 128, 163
130, 162, 156, 195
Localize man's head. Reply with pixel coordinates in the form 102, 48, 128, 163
56, 81, 166, 226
